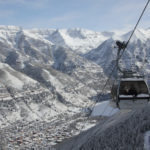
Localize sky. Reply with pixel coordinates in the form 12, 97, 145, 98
0, 0, 150, 31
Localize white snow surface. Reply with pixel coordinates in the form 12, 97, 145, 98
91, 101, 119, 117
0, 62, 37, 89
137, 94, 149, 97
119, 94, 149, 98
144, 131, 150, 150
27, 28, 112, 54
121, 78, 145, 81
0, 25, 150, 55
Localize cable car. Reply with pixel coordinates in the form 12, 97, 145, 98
110, 40, 150, 109
111, 74, 150, 109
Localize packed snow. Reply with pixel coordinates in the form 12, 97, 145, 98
144, 131, 150, 150
91, 101, 119, 117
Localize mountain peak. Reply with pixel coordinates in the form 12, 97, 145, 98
0, 25, 22, 31
121, 28, 147, 42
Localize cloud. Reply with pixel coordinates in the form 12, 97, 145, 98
0, 0, 50, 9
0, 0, 25, 4
112, 1, 145, 14
21, 12, 82, 29
139, 20, 150, 29
97, 0, 150, 30
0, 0, 149, 31
117, 1, 150, 27
0, 10, 15, 18
50, 13, 81, 23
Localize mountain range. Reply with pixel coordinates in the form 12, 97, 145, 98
0, 25, 150, 149
0, 25, 150, 123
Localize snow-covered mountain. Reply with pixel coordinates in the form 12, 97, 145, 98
0, 26, 108, 127
28, 28, 112, 54
0, 25, 150, 149
85, 28, 150, 79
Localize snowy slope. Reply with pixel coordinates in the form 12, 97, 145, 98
0, 62, 37, 89
0, 62, 68, 126
91, 101, 119, 117
55, 105, 150, 150
28, 28, 111, 54
0, 26, 108, 128
85, 28, 150, 79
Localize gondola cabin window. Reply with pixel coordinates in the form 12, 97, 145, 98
119, 80, 149, 96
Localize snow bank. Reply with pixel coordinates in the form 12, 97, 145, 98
91, 101, 119, 117
144, 131, 150, 150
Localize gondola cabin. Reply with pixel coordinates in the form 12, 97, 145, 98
111, 77, 150, 109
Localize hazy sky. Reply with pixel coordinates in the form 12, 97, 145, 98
0, 0, 150, 31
